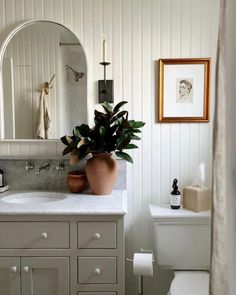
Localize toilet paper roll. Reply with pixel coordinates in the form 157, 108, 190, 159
133, 253, 153, 276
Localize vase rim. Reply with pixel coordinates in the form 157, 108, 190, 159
92, 152, 112, 155
91, 152, 113, 158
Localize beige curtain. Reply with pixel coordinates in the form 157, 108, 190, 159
211, 0, 236, 294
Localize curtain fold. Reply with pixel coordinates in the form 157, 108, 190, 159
211, 0, 236, 294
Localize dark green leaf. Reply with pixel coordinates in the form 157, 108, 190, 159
124, 143, 138, 149
128, 120, 135, 127
111, 111, 128, 123
75, 124, 90, 138
99, 126, 106, 138
62, 146, 73, 155
131, 134, 141, 140
113, 101, 128, 113
109, 124, 119, 135
115, 151, 133, 163
94, 110, 108, 125
116, 133, 130, 146
60, 135, 70, 146
131, 129, 141, 133
102, 101, 113, 113
132, 121, 145, 128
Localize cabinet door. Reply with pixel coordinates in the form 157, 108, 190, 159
0, 257, 20, 295
21, 257, 69, 295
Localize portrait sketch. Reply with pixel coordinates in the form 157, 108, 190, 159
158, 58, 210, 122
176, 78, 193, 103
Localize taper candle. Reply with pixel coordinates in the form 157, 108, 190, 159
102, 33, 107, 62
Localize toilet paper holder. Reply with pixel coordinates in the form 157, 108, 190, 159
126, 248, 155, 295
126, 248, 155, 263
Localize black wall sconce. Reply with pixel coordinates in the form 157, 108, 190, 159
98, 34, 113, 103
98, 62, 113, 103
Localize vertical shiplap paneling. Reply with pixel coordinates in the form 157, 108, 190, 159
63, 0, 73, 30
121, 0, 134, 295
93, 0, 102, 110
82, 0, 94, 125
179, 0, 192, 188
151, 0, 162, 205
0, 0, 5, 30
141, 0, 152, 248
112, 0, 122, 102
160, 0, 171, 204
32, 0, 44, 19
43, 0, 53, 20
53, 0, 63, 24
13, 0, 24, 23
23, 0, 33, 19
169, 0, 181, 189
130, 0, 142, 251
199, 0, 214, 186
189, 0, 201, 185
0, 0, 220, 294
102, 0, 113, 94
4, 0, 15, 28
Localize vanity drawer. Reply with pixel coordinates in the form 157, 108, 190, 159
0, 222, 69, 248
78, 293, 116, 295
78, 257, 116, 284
77, 222, 116, 248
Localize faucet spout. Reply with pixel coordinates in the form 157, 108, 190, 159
36, 162, 50, 175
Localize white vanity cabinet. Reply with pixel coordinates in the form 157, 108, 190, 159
0, 257, 20, 295
0, 190, 127, 295
0, 215, 125, 295
0, 256, 69, 295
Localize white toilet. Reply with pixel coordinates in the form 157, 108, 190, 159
149, 205, 211, 295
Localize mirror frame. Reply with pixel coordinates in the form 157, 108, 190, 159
0, 19, 88, 142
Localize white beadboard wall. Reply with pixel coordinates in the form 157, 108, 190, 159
0, 1, 219, 294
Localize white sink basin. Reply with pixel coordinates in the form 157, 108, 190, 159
1, 192, 67, 204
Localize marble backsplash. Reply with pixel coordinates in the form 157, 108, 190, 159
0, 158, 127, 191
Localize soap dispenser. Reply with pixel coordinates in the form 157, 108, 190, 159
170, 178, 181, 209
0, 168, 5, 188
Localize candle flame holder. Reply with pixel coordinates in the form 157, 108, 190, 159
98, 61, 113, 103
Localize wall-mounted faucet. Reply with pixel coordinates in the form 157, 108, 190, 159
25, 161, 34, 172
36, 162, 50, 175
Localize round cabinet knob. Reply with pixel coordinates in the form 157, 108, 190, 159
23, 266, 29, 272
41, 232, 48, 239
93, 268, 101, 275
94, 233, 101, 240
10, 266, 17, 273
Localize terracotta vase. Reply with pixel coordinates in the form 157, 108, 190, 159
85, 153, 118, 195
67, 171, 87, 193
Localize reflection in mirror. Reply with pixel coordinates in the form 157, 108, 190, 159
2, 21, 87, 139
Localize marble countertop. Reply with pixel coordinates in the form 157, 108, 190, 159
0, 190, 127, 215
149, 204, 210, 219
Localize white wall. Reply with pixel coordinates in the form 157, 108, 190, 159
0, 0, 219, 294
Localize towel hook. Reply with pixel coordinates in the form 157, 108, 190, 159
38, 74, 56, 95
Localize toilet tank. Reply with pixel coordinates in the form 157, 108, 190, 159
149, 205, 210, 270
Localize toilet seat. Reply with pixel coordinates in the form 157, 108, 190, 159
169, 271, 209, 295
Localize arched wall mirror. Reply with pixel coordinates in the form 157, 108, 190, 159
0, 20, 87, 140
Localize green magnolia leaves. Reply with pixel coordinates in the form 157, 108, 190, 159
115, 151, 133, 163
60, 100, 145, 163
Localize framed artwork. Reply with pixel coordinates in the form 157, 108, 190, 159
158, 58, 211, 123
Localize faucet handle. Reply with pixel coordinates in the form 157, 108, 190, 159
56, 161, 65, 174
25, 161, 34, 172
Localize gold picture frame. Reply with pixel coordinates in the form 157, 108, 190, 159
158, 58, 211, 123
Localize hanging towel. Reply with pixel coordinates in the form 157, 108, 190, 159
35, 89, 52, 139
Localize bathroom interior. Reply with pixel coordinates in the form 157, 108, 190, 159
0, 0, 235, 295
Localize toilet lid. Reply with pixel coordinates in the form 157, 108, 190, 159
170, 271, 209, 295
